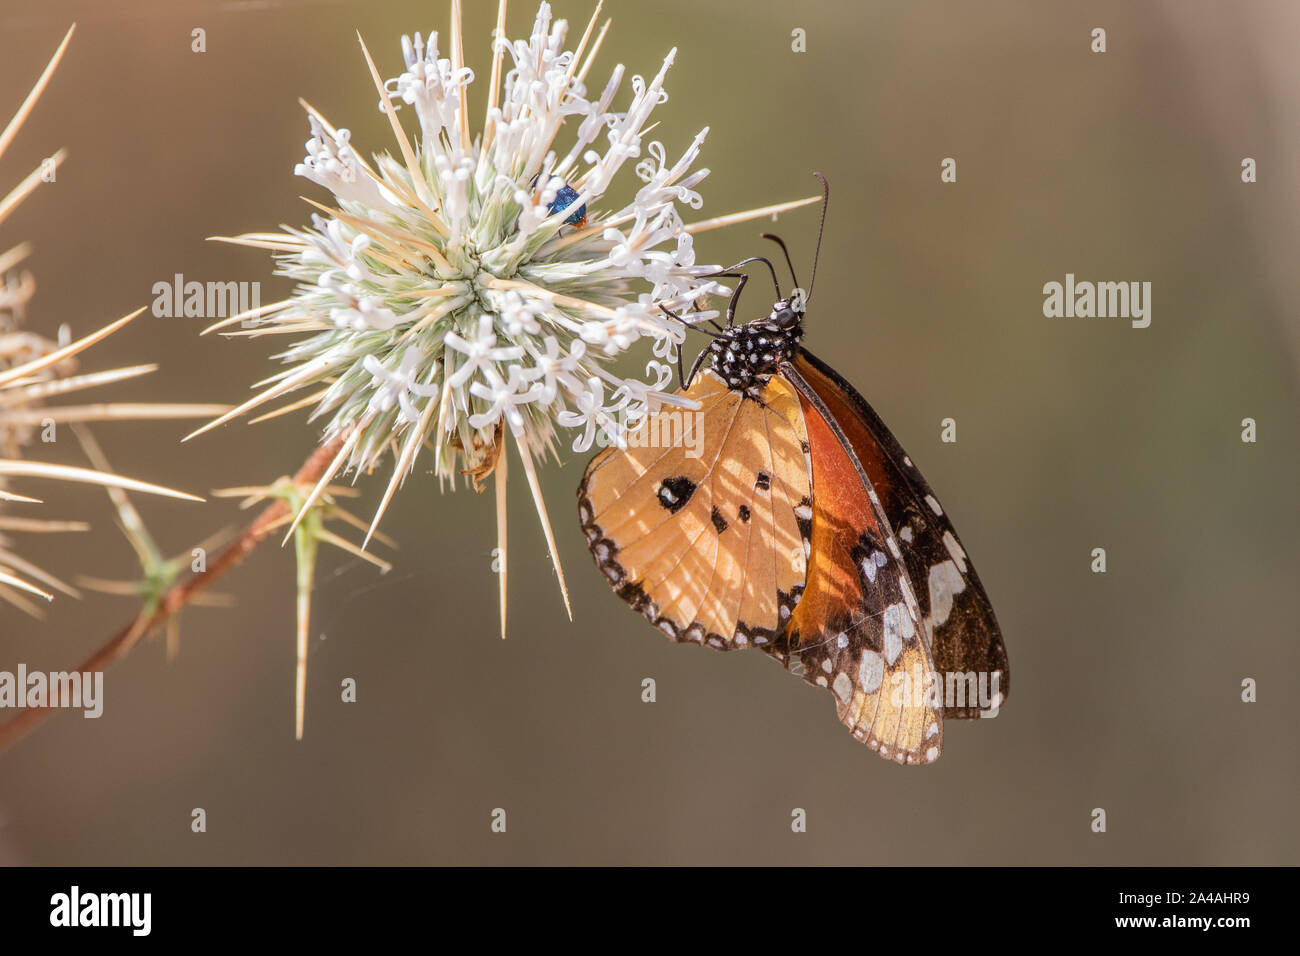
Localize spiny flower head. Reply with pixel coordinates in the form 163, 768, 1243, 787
215, 3, 726, 471
204, 1, 816, 628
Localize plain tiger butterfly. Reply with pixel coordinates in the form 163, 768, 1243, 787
577, 176, 1008, 764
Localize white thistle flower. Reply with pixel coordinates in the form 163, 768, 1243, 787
202, 1, 816, 633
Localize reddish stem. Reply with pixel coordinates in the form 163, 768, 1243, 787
0, 434, 345, 753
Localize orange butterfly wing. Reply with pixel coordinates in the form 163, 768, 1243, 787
769, 363, 944, 764
791, 350, 1008, 719
578, 372, 812, 649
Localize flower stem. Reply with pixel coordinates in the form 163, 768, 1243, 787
0, 434, 347, 754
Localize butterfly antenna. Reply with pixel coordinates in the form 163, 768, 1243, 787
759, 233, 800, 291
805, 172, 830, 302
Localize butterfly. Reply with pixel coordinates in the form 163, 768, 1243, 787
577, 176, 1007, 764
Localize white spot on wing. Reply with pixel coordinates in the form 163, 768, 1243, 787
859, 650, 883, 693
925, 494, 942, 515
861, 550, 888, 584
927, 559, 966, 627
833, 672, 853, 703
883, 604, 903, 664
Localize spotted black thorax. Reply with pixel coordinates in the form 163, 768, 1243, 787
707, 291, 806, 399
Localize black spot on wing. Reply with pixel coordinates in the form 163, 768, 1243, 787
737, 504, 751, 523
755, 471, 771, 491
710, 506, 728, 534
656, 475, 697, 514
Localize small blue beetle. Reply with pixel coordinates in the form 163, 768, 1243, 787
535, 175, 587, 227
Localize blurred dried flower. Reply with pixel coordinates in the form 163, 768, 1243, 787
0, 26, 216, 611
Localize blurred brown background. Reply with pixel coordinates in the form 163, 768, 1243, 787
0, 0, 1296, 865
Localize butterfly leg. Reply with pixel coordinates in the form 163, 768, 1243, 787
658, 304, 719, 389
684, 343, 710, 389
723, 272, 749, 328
697, 270, 752, 327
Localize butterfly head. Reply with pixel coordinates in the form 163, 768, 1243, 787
707, 289, 806, 399
770, 287, 807, 329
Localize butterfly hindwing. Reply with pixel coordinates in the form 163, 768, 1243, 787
578, 372, 812, 649
791, 349, 1008, 719
765, 363, 944, 764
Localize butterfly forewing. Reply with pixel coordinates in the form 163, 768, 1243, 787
771, 364, 944, 764
578, 372, 812, 649
792, 349, 1008, 719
